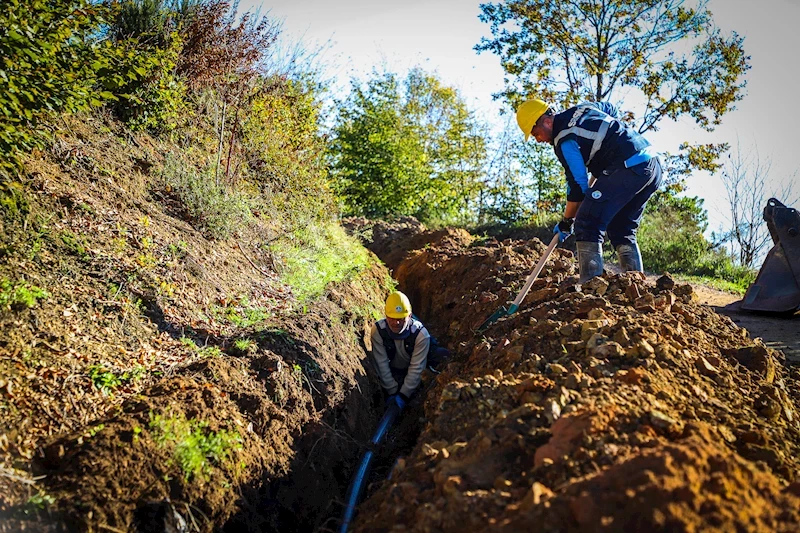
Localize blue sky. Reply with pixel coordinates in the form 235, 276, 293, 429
251, 0, 799, 235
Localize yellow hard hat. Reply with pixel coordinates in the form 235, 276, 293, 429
516, 99, 549, 141
385, 291, 411, 319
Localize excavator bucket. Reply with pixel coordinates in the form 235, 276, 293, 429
741, 198, 800, 314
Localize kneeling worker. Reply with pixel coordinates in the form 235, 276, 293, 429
371, 291, 447, 410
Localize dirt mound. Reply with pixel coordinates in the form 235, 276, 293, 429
343, 216, 473, 272
353, 221, 800, 532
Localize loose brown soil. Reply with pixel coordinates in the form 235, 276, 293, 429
347, 217, 800, 532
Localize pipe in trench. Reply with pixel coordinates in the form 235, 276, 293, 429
338, 402, 402, 533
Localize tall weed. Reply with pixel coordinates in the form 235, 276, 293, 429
160, 154, 255, 239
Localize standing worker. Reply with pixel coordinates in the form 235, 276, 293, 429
516, 99, 663, 282
370, 291, 447, 410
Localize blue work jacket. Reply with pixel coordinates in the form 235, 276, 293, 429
553, 102, 651, 202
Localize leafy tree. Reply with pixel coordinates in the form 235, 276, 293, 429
476, 0, 750, 173
330, 67, 487, 222
480, 119, 563, 224
0, 0, 127, 173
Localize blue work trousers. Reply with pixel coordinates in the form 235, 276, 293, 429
573, 157, 663, 246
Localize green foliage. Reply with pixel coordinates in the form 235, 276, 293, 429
24, 491, 56, 514
149, 411, 242, 480
233, 338, 255, 354
0, 182, 29, 217
160, 153, 255, 239
0, 279, 48, 311
330, 67, 487, 223
271, 222, 373, 302
0, 0, 157, 173
481, 123, 564, 224
477, 0, 750, 173
87, 364, 145, 395
637, 190, 755, 289
240, 76, 333, 225
58, 229, 89, 260
114, 34, 189, 132
221, 302, 270, 328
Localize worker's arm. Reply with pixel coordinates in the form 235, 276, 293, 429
370, 324, 399, 395
559, 139, 589, 198
399, 329, 430, 398
564, 200, 581, 219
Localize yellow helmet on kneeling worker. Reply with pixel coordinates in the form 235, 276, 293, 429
385, 291, 411, 319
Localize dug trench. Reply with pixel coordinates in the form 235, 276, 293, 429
345, 217, 800, 532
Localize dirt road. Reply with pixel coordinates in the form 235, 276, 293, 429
690, 284, 800, 361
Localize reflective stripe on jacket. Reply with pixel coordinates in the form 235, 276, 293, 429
553, 103, 651, 202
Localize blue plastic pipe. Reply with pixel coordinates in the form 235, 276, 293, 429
338, 402, 401, 533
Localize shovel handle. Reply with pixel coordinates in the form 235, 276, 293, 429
510, 234, 560, 309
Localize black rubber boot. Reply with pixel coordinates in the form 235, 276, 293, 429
616, 243, 643, 272
576, 241, 604, 283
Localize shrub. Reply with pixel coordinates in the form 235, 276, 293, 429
0, 0, 158, 173
241, 77, 332, 226
160, 153, 255, 239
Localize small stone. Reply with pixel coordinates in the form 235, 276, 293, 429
583, 277, 609, 296
637, 340, 655, 357
519, 482, 555, 510
586, 332, 609, 350
479, 291, 498, 303
587, 309, 607, 320
656, 273, 675, 291
649, 410, 683, 434
634, 293, 656, 311
625, 283, 641, 301
565, 373, 581, 390
544, 399, 561, 424
696, 356, 719, 377
591, 342, 625, 358
548, 363, 568, 376
613, 327, 631, 345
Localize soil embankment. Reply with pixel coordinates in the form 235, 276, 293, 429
0, 117, 392, 532
348, 217, 800, 532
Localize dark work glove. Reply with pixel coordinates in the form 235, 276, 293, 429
553, 217, 575, 242
386, 393, 408, 410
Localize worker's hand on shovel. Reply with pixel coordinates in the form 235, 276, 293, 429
553, 217, 574, 242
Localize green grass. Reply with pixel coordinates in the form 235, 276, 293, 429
149, 412, 242, 480
179, 336, 222, 358
233, 338, 255, 354
87, 364, 146, 395
671, 274, 749, 295
0, 279, 48, 311
271, 222, 373, 302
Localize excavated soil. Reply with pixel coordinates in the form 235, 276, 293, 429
346, 217, 800, 532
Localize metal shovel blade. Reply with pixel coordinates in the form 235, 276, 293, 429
476, 234, 560, 333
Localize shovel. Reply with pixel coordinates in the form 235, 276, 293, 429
477, 233, 560, 333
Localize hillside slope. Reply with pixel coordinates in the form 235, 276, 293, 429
0, 114, 393, 532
